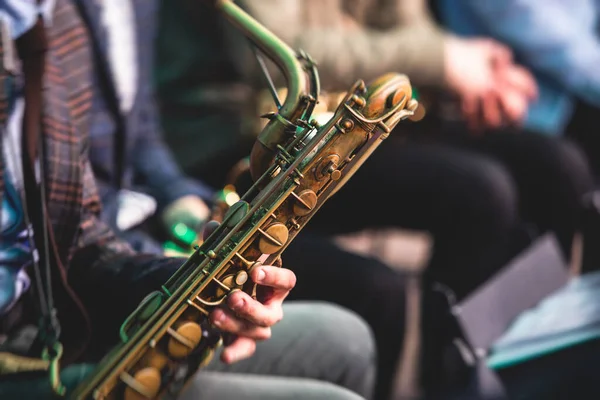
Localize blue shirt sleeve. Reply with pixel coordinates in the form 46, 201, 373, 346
448, 0, 600, 108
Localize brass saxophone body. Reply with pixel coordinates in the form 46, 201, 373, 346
71, 1, 421, 399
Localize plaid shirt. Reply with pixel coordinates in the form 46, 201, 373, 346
0, 0, 182, 364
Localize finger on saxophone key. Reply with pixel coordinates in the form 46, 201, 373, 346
210, 307, 272, 340
227, 291, 283, 327
250, 265, 296, 290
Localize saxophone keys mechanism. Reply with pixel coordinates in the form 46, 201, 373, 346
257, 223, 289, 254
291, 189, 317, 216
214, 271, 248, 298
341, 119, 354, 131
315, 154, 342, 181
122, 367, 161, 400
327, 166, 342, 181
235, 270, 249, 285
167, 322, 203, 359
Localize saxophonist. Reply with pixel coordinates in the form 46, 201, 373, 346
0, 1, 375, 399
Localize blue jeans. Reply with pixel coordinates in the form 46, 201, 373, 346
0, 302, 375, 400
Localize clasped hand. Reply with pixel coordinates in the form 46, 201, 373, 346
202, 221, 296, 364
444, 36, 538, 131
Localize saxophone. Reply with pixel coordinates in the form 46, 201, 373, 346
71, 1, 421, 399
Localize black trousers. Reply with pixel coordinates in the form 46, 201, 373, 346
309, 129, 592, 299
188, 127, 594, 399
565, 100, 600, 180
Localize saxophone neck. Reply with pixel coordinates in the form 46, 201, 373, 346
214, 0, 319, 181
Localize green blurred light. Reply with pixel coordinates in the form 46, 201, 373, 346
163, 241, 192, 257
163, 240, 183, 252
171, 222, 197, 247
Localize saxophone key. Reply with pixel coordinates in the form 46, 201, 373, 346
214, 274, 237, 298
223, 200, 250, 228
122, 367, 161, 400
291, 189, 317, 216
235, 271, 249, 285
257, 223, 289, 254
139, 348, 169, 371
167, 322, 203, 359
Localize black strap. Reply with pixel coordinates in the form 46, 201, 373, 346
18, 18, 46, 166
15, 16, 61, 350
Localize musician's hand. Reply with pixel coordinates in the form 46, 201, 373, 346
202, 221, 296, 364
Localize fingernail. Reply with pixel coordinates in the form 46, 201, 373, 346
213, 309, 226, 325
228, 351, 239, 364
255, 269, 266, 282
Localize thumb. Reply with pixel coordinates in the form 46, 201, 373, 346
498, 65, 538, 101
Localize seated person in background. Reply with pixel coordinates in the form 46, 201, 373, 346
157, 0, 533, 181
436, 0, 600, 177
156, 0, 600, 398
76, 0, 214, 255
0, 1, 375, 399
